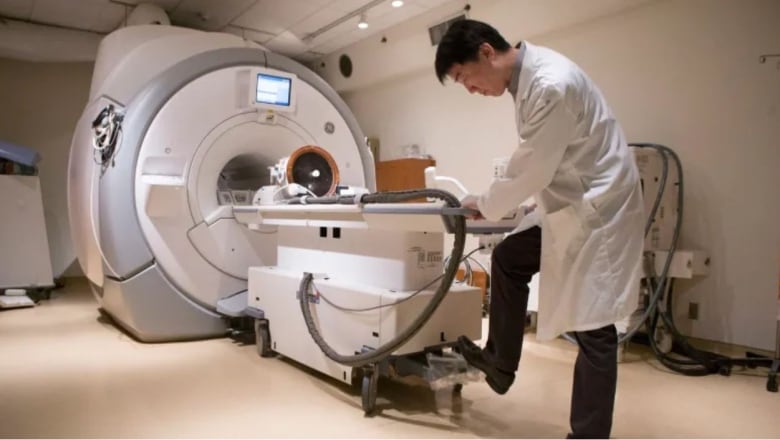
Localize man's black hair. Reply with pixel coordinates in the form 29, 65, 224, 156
434, 19, 511, 84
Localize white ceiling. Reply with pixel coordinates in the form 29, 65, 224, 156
0, 0, 455, 61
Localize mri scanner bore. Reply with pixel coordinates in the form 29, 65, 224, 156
68, 23, 526, 413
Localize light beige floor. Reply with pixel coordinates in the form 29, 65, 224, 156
1, 278, 778, 439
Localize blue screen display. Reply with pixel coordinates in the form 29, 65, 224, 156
256, 73, 292, 106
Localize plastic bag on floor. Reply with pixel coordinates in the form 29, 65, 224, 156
424, 351, 484, 390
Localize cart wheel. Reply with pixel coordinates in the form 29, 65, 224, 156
524, 311, 538, 331
453, 383, 463, 394
768, 375, 778, 393
361, 365, 379, 415
255, 320, 274, 358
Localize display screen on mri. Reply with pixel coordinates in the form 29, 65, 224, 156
256, 73, 292, 106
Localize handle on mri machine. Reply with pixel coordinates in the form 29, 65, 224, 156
424, 166, 469, 199
423, 166, 537, 236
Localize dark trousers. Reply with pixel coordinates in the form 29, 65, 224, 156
485, 226, 618, 439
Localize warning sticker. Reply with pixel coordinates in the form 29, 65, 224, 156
408, 247, 443, 269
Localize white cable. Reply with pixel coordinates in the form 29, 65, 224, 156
91, 105, 123, 173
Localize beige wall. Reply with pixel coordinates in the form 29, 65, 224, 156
0, 58, 93, 277
340, 0, 780, 350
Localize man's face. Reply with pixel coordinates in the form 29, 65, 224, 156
447, 43, 506, 97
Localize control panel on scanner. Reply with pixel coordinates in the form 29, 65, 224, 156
251, 68, 297, 113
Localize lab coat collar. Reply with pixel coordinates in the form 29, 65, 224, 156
508, 42, 526, 99
513, 42, 538, 104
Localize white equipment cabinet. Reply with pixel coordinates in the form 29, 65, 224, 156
238, 203, 489, 413
240, 205, 484, 372
0, 174, 54, 290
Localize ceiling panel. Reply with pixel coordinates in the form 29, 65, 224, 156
307, 1, 423, 50
364, 0, 397, 18
223, 24, 276, 43
169, 0, 254, 31
311, 27, 369, 54
0, 0, 34, 20
296, 49, 327, 63
414, 0, 451, 8
263, 30, 309, 55
330, 0, 375, 13
115, 0, 183, 11
369, 1, 424, 28
287, 7, 343, 40
308, 14, 366, 52
232, 0, 327, 35
30, 0, 124, 32
302, 0, 432, 54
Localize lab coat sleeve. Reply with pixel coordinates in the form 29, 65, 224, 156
477, 84, 577, 221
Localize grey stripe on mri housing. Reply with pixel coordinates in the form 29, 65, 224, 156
95, 47, 374, 342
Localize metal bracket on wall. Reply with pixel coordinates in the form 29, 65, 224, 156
758, 54, 780, 69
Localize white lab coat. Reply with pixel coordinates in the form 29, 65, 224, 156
477, 43, 644, 341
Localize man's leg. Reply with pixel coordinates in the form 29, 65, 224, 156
569, 325, 618, 439
484, 226, 541, 371
458, 226, 541, 394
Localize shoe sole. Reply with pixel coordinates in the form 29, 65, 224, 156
486, 375, 510, 395
457, 337, 512, 395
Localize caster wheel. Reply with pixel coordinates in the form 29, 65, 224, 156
453, 383, 463, 394
768, 376, 778, 393
361, 365, 379, 415
718, 365, 732, 376
254, 320, 274, 358
524, 311, 538, 331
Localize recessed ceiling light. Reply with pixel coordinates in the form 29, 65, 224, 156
391, 0, 404, 7
358, 13, 368, 29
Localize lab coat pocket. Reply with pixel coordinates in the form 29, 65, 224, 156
544, 205, 589, 264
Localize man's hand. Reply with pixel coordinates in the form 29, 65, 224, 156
460, 194, 485, 220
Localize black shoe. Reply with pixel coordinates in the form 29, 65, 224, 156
566, 433, 607, 439
456, 336, 515, 395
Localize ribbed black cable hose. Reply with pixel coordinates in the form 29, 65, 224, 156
297, 189, 466, 367
626, 144, 738, 376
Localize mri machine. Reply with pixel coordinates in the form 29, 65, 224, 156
68, 14, 521, 412
68, 22, 378, 342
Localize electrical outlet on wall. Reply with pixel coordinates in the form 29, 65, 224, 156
688, 302, 699, 320
492, 157, 508, 180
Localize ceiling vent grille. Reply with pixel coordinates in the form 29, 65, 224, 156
428, 14, 466, 46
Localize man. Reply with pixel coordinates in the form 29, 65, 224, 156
434, 19, 644, 438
